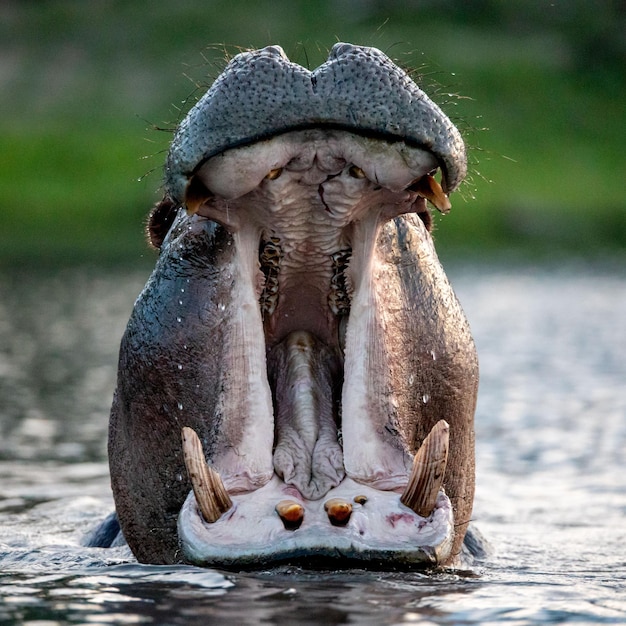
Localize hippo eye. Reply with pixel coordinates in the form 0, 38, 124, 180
265, 168, 283, 180
348, 165, 366, 179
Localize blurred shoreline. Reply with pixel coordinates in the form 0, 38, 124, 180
1, 0, 624, 265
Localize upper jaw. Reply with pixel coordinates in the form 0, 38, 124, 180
164, 43, 466, 204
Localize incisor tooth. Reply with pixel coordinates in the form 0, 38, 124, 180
411, 174, 452, 213
400, 419, 449, 518
275, 500, 304, 529
324, 497, 352, 525
181, 426, 232, 523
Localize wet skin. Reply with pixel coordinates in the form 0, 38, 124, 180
108, 44, 478, 567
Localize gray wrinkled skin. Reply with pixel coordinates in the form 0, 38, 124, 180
108, 44, 478, 568
165, 43, 466, 200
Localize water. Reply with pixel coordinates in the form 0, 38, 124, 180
0, 260, 625, 625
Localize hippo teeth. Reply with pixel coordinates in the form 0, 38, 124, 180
181, 426, 233, 523
324, 497, 353, 526
275, 499, 305, 530
400, 419, 449, 518
184, 175, 213, 215
410, 174, 451, 214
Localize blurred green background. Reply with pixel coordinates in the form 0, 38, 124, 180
1, 0, 624, 267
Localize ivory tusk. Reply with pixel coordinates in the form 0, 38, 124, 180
400, 419, 449, 518
181, 426, 232, 523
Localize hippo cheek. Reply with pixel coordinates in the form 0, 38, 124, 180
108, 43, 478, 568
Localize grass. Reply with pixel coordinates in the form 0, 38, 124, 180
1, 0, 624, 266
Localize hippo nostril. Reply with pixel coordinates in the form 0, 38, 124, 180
262, 45, 288, 60
328, 42, 357, 60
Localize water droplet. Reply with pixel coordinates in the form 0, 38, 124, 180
176, 316, 182, 323
183, 344, 188, 350
177, 364, 183, 370
181, 288, 185, 293
408, 374, 415, 385
177, 402, 183, 410
178, 299, 183, 305
430, 350, 437, 360
422, 394, 430, 404
176, 473, 183, 482
218, 303, 226, 311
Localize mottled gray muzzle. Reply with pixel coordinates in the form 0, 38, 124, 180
165, 43, 466, 203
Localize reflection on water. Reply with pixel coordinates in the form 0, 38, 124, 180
0, 261, 625, 625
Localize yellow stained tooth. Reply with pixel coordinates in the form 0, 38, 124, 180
324, 497, 352, 525
184, 175, 212, 215
348, 165, 366, 179
275, 500, 304, 529
412, 174, 451, 213
265, 168, 283, 180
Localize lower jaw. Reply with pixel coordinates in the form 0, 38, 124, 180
177, 474, 454, 568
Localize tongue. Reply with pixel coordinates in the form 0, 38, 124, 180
267, 331, 345, 500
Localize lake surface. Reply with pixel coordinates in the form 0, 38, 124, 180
0, 259, 625, 625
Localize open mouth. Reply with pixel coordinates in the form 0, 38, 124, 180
170, 129, 454, 566
108, 42, 477, 569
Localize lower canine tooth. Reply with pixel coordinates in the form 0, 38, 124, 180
400, 419, 449, 518
275, 500, 305, 529
181, 426, 233, 523
324, 498, 353, 525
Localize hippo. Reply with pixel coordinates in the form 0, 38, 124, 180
103, 43, 479, 568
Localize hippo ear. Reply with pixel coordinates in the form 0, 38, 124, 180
146, 197, 180, 249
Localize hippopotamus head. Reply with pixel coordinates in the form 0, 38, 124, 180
108, 43, 478, 568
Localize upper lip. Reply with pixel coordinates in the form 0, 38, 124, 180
164, 43, 466, 205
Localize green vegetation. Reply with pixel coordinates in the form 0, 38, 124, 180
1, 0, 624, 266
